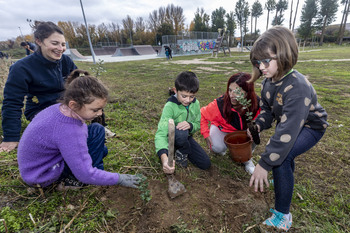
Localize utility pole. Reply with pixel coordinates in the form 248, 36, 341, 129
18, 27, 24, 39
79, 0, 96, 64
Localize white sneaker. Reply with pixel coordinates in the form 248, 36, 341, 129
105, 127, 116, 138
243, 159, 255, 174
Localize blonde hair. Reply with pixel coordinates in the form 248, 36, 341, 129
249, 26, 298, 82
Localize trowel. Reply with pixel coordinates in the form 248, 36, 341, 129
167, 119, 187, 199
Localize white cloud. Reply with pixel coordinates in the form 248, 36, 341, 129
0, 0, 344, 41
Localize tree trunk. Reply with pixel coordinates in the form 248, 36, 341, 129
266, 10, 270, 30
338, 0, 350, 45
320, 16, 327, 46
337, 0, 348, 44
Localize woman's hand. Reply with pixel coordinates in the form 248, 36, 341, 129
0, 141, 19, 152
205, 137, 212, 150
249, 164, 269, 192
176, 121, 190, 130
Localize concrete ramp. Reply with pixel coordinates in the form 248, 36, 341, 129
64, 48, 87, 60
112, 47, 139, 56
134, 45, 156, 55
94, 46, 118, 56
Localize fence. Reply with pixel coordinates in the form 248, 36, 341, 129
161, 31, 219, 56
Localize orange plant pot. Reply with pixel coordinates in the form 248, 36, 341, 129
224, 131, 252, 163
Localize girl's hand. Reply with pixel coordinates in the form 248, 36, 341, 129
249, 164, 269, 192
205, 137, 212, 150
176, 121, 190, 130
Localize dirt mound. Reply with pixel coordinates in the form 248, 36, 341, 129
100, 166, 272, 232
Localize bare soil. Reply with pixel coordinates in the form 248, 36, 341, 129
99, 165, 273, 232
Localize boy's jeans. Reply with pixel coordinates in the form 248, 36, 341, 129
273, 127, 325, 214
175, 129, 211, 170
59, 123, 108, 183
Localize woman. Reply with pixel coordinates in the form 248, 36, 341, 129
0, 21, 77, 152
200, 72, 260, 174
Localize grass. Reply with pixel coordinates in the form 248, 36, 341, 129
1, 45, 350, 232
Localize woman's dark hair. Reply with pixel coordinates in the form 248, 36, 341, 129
60, 69, 108, 110
33, 21, 64, 49
223, 73, 259, 127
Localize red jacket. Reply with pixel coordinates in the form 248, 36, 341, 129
200, 96, 260, 138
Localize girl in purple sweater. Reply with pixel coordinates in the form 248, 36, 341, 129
17, 69, 140, 189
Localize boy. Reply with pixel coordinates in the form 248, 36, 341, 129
155, 71, 211, 174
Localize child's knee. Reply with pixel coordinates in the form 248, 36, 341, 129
211, 143, 226, 154
174, 129, 189, 145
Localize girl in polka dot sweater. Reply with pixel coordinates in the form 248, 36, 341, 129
248, 26, 328, 231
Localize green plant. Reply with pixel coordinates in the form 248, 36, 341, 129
90, 59, 106, 77
137, 174, 151, 203
233, 87, 253, 122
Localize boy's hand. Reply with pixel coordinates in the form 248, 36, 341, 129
176, 121, 190, 130
117, 174, 141, 188
161, 153, 175, 174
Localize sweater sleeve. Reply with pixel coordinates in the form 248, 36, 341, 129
258, 92, 311, 171
154, 102, 174, 156
189, 100, 201, 134
55, 124, 119, 186
1, 62, 30, 142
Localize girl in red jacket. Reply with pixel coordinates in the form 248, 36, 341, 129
200, 72, 260, 174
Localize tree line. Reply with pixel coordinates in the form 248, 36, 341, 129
1, 0, 349, 51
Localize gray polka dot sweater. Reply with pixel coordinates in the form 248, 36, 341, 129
256, 70, 328, 171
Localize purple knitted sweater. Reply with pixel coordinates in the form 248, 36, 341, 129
17, 104, 119, 187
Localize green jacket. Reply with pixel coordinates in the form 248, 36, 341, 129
155, 95, 201, 157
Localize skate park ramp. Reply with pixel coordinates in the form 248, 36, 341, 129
112, 47, 139, 56
94, 46, 118, 56
64, 48, 87, 60
133, 45, 156, 55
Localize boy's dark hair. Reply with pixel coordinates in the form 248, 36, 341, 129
60, 69, 108, 110
20, 42, 28, 47
175, 71, 199, 93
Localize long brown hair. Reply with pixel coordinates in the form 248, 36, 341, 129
223, 73, 259, 125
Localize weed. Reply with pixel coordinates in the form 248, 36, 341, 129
137, 174, 152, 203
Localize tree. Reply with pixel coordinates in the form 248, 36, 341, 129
251, 0, 263, 35
193, 8, 210, 32
235, 0, 249, 49
211, 7, 226, 32
226, 11, 236, 46
317, 0, 339, 45
265, 0, 276, 30
122, 15, 134, 45
298, 0, 318, 40
337, 0, 350, 44
272, 0, 289, 26
166, 4, 185, 36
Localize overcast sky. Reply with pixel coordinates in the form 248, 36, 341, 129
0, 0, 344, 42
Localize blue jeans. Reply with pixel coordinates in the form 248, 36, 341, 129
273, 127, 325, 214
175, 129, 211, 170
59, 123, 108, 182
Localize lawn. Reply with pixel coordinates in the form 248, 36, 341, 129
0, 45, 349, 232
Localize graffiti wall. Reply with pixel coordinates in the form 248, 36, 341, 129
176, 40, 216, 54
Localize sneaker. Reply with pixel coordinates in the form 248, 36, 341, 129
56, 177, 86, 191
175, 150, 188, 168
105, 127, 116, 138
243, 159, 255, 174
262, 209, 292, 232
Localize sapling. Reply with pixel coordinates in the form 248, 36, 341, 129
233, 87, 260, 144
136, 174, 151, 203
